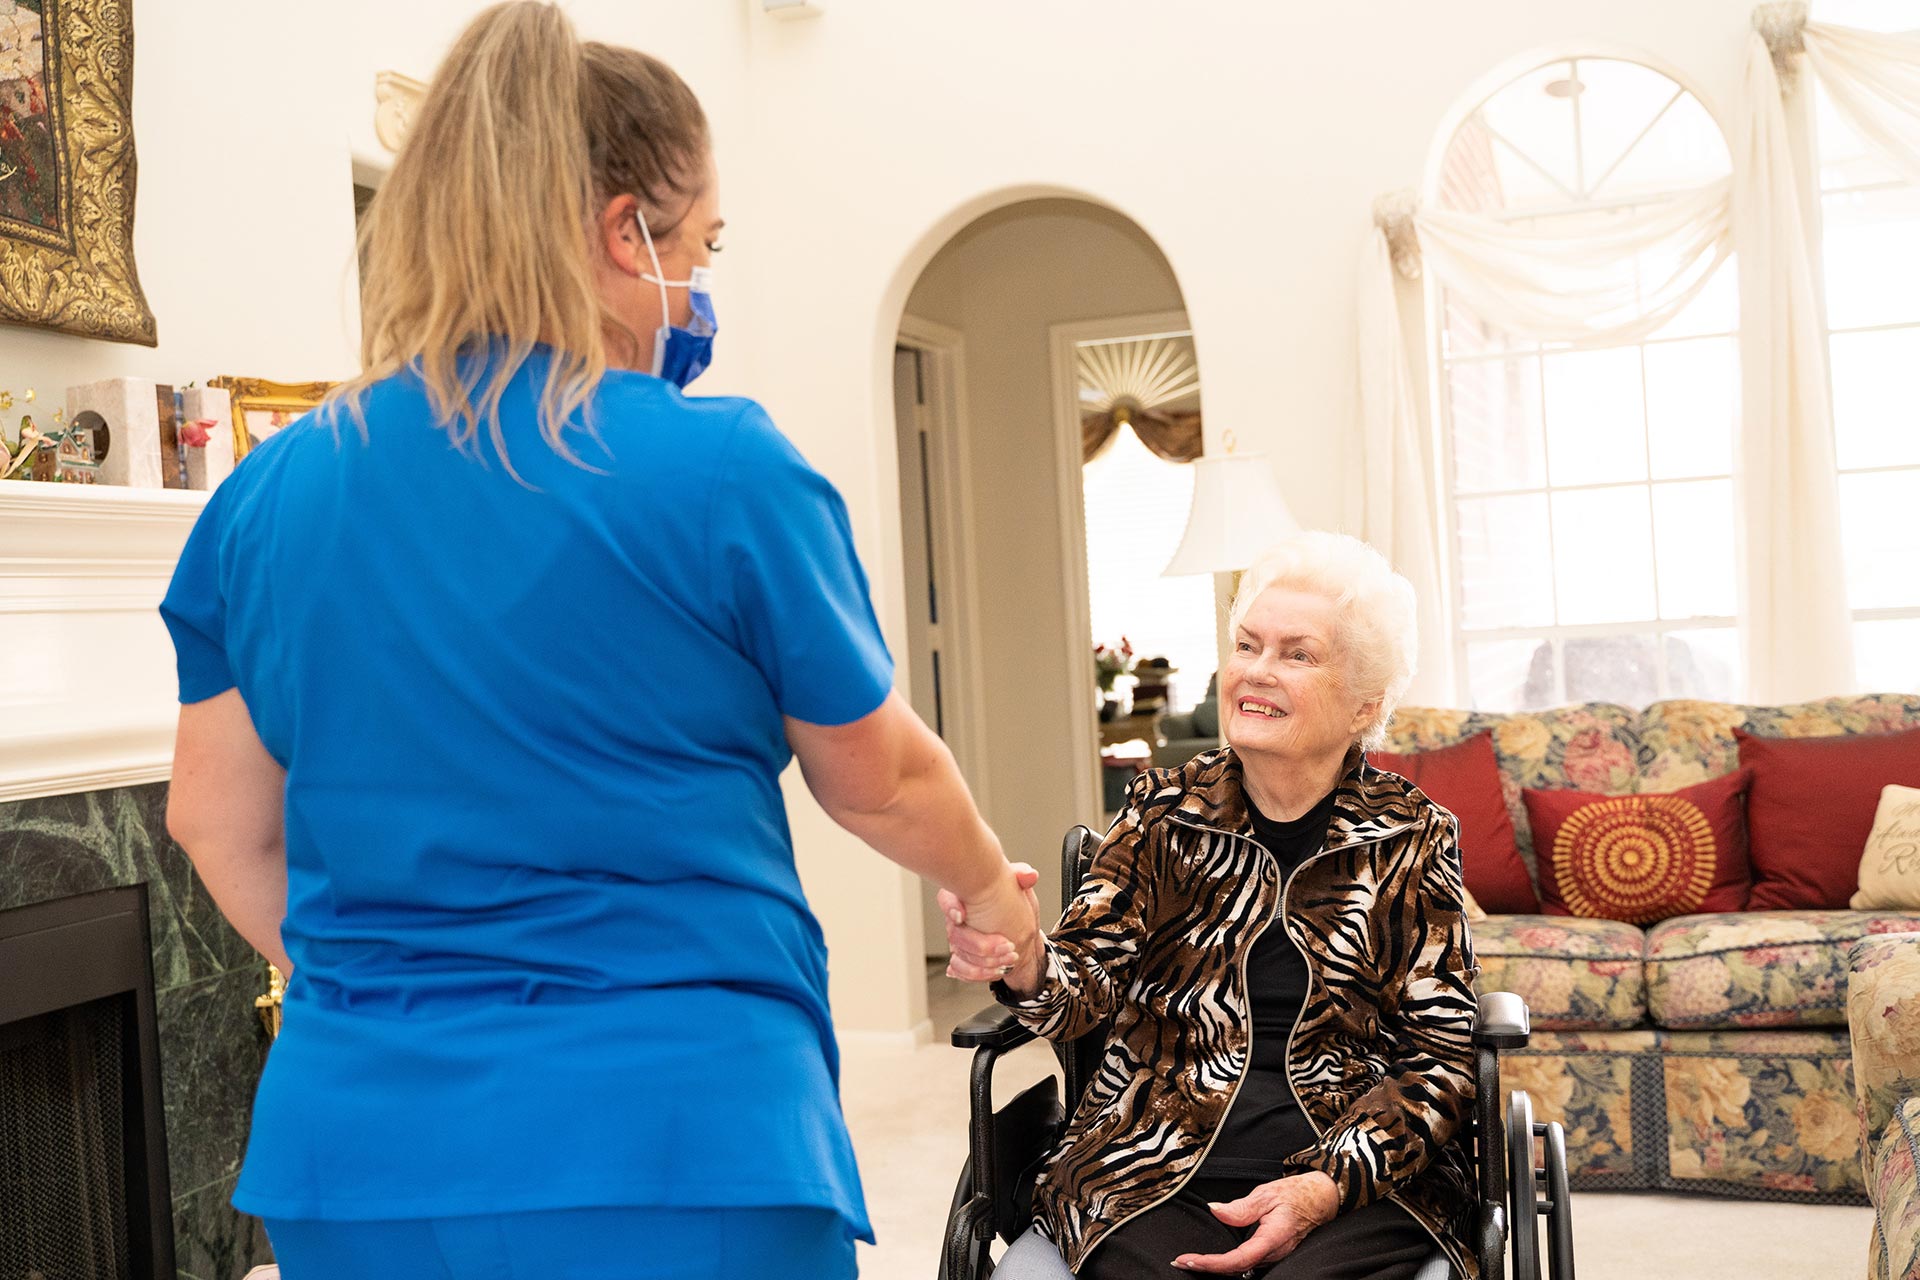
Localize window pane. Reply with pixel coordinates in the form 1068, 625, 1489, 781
1829, 327, 1920, 471
1588, 82, 1731, 199
1645, 337, 1737, 479
1081, 429, 1218, 713
1442, 289, 1532, 360
1665, 627, 1740, 701
1447, 357, 1545, 493
1544, 347, 1647, 486
1477, 62, 1581, 209
1465, 637, 1556, 712
1653, 479, 1737, 620
1822, 186, 1920, 330
1840, 470, 1920, 611
1573, 60, 1678, 184
1552, 487, 1657, 625
1855, 617, 1920, 694
1562, 632, 1662, 706
1438, 118, 1519, 218
1455, 494, 1555, 630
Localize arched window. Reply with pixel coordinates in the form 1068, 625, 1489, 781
1433, 57, 1739, 711
1813, 0, 1920, 693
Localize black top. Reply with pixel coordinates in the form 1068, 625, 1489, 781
1195, 786, 1338, 1180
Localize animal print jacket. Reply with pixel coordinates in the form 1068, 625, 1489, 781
996, 746, 1481, 1276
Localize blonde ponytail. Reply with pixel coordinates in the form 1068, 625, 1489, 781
336, 2, 709, 470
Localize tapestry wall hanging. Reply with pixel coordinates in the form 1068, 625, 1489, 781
0, 0, 155, 344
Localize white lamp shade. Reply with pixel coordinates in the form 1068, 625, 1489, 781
1162, 453, 1300, 577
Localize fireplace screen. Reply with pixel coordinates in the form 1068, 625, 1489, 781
0, 885, 173, 1279
0, 996, 136, 1280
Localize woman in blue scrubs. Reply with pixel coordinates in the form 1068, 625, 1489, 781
159, 6, 1037, 1277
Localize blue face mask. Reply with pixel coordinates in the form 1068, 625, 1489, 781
635, 214, 717, 389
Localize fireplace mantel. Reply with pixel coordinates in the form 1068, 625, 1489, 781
0, 484, 207, 802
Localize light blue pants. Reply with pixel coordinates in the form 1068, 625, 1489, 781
264, 1206, 855, 1280
994, 1227, 1078, 1280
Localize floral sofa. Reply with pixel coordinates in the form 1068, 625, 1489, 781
1383, 695, 1920, 1204
1852, 934, 1920, 1279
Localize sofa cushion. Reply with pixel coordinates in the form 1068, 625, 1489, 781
1470, 914, 1646, 1031
1500, 1029, 1662, 1183
1385, 703, 1642, 885
1855, 787, 1920, 910
1524, 770, 1754, 924
1646, 911, 1920, 1030
1738, 726, 1920, 910
1371, 732, 1538, 913
1661, 1027, 1862, 1198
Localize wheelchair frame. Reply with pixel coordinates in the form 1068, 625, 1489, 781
940, 826, 1575, 1280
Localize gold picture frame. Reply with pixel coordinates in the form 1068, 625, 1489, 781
0, 0, 156, 344
210, 377, 335, 460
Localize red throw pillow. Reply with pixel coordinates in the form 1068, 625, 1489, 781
1736, 727, 1920, 910
1523, 770, 1754, 924
1370, 732, 1539, 913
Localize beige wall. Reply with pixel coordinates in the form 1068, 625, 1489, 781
6, 0, 1769, 1035
733, 0, 1756, 1032
905, 200, 1186, 927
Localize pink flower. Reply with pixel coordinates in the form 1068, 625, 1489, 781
1563, 729, 1634, 791
1761, 1172, 1816, 1192
1515, 926, 1570, 951
181, 418, 212, 448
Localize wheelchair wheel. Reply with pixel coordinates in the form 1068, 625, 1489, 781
1542, 1121, 1575, 1280
1506, 1091, 1541, 1280
1505, 1089, 1576, 1280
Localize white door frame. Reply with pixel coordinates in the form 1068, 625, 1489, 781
895, 315, 992, 816
1047, 309, 1193, 824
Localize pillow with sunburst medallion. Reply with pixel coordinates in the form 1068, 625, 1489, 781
1522, 770, 1755, 925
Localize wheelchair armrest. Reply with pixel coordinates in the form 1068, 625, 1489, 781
1475, 990, 1530, 1049
952, 1003, 1038, 1051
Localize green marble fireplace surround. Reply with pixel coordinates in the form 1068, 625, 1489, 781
2, 782, 274, 1280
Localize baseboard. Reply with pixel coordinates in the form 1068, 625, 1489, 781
838, 1019, 935, 1053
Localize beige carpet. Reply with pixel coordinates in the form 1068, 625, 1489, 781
835, 973, 1877, 1280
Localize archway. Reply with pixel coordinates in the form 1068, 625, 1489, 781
879, 195, 1208, 1022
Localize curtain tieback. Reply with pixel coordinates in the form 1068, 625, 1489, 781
1754, 1, 1809, 89
1373, 190, 1423, 281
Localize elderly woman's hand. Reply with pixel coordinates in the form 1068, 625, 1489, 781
940, 863, 1043, 991
1172, 1171, 1340, 1274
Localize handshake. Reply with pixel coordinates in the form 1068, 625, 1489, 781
940, 861, 1047, 997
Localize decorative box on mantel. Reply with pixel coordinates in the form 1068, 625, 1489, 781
0, 482, 208, 803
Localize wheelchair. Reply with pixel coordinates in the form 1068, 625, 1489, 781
940, 827, 1576, 1280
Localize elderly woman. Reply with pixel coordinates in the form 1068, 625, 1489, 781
944, 531, 1480, 1280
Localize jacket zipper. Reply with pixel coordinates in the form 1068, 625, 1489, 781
1074, 814, 1399, 1267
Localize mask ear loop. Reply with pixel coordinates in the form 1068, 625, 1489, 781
634, 213, 673, 326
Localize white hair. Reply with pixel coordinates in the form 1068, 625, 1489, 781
1227, 531, 1417, 751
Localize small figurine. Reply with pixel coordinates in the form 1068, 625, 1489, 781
1, 412, 45, 479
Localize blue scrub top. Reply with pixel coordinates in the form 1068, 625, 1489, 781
159, 350, 892, 1233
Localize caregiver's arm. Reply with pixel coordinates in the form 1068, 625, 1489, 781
166, 688, 294, 974
787, 691, 1035, 954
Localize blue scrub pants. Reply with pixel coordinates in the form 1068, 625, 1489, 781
264, 1206, 855, 1280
